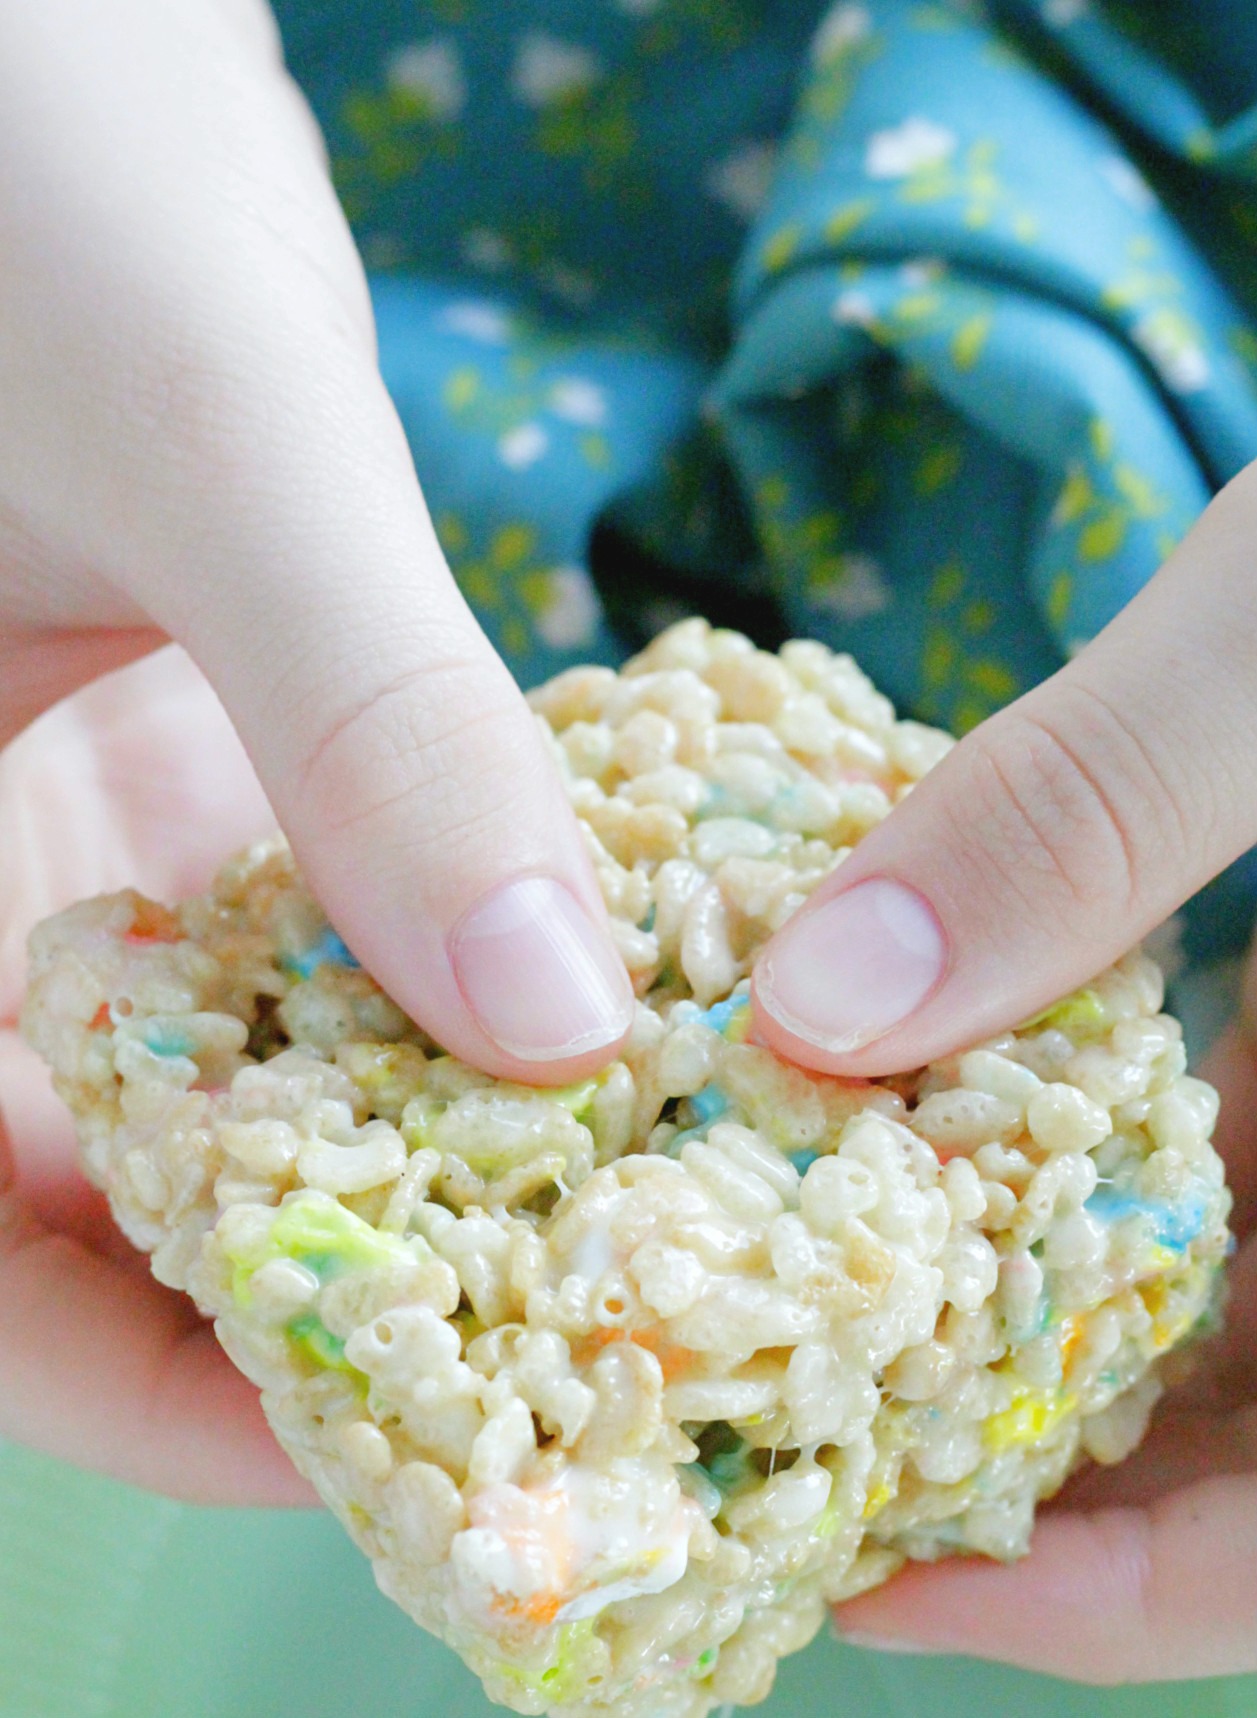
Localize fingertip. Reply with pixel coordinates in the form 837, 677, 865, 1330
444, 874, 634, 1077
749, 876, 949, 1077
468, 1023, 635, 1089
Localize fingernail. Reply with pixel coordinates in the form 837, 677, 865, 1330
757, 878, 946, 1053
450, 877, 633, 1062
833, 1630, 933, 1656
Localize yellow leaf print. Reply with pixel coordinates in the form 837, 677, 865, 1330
923, 630, 958, 687
824, 199, 874, 243
491, 523, 536, 569
799, 511, 842, 550
502, 616, 530, 659
460, 565, 496, 608
928, 559, 965, 608
914, 444, 962, 496
1089, 418, 1114, 461
517, 570, 552, 614
1054, 466, 1095, 524
436, 512, 469, 555
1114, 464, 1166, 519
762, 224, 803, 273
966, 659, 1018, 702
953, 697, 990, 735
951, 313, 992, 371
895, 292, 940, 324
443, 366, 479, 411
1048, 572, 1072, 630
579, 433, 611, 469
1079, 509, 1127, 562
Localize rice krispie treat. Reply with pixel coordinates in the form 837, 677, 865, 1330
22, 620, 1231, 1716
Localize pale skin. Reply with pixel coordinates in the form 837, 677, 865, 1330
0, 0, 1253, 1683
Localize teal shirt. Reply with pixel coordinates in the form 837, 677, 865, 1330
272, 0, 1257, 1011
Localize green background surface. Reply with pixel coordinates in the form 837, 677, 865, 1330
1, 1440, 1253, 1718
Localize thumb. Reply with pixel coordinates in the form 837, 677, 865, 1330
1, 0, 632, 1084
162, 357, 634, 1081
753, 460, 1257, 1075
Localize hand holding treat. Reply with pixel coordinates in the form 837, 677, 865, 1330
16, 624, 1251, 1713
752, 467, 1257, 1682
0, 0, 626, 1506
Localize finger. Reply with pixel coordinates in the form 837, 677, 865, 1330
752, 461, 1257, 1074
0, 1099, 315, 1506
165, 396, 633, 1084
834, 1476, 1257, 1681
0, 625, 165, 754
2, 0, 631, 1085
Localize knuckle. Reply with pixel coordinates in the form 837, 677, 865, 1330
292, 652, 546, 855
1089, 1506, 1158, 1682
962, 690, 1170, 918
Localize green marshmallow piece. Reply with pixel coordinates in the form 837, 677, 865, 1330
226, 1191, 426, 1308
1017, 987, 1110, 1035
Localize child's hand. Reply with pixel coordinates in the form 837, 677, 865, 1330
0, 0, 628, 1505
751, 465, 1257, 1679
0, 652, 321, 1502
0, 0, 632, 1083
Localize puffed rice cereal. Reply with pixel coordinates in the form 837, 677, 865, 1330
22, 620, 1231, 1716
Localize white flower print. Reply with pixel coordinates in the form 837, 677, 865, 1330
547, 377, 608, 427
386, 40, 466, 120
809, 555, 891, 620
438, 301, 512, 345
705, 140, 779, 221
832, 289, 877, 328
498, 422, 550, 469
1098, 155, 1157, 212
900, 257, 947, 289
1133, 310, 1210, 393
865, 116, 957, 179
1042, 0, 1089, 25
534, 566, 601, 649
461, 228, 513, 273
512, 34, 603, 108
812, 3, 872, 66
